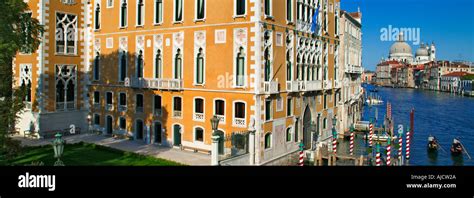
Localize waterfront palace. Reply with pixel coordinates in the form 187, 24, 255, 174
13, 0, 363, 165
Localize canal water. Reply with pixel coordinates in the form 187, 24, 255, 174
361, 84, 474, 166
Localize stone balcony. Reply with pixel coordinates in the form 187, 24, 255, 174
263, 81, 279, 94
193, 112, 205, 122
301, 80, 322, 92
323, 80, 333, 90
344, 65, 363, 74
128, 77, 183, 90
286, 81, 301, 92
233, 117, 246, 128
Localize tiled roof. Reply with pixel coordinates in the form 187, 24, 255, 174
442, 72, 468, 77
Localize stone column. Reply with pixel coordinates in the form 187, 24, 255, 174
249, 130, 256, 165
211, 133, 219, 166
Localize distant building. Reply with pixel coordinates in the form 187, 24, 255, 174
362, 71, 375, 84
440, 72, 469, 93
387, 32, 436, 65
376, 60, 400, 86
460, 74, 474, 96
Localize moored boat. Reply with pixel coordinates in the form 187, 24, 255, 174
427, 135, 439, 151
450, 138, 463, 156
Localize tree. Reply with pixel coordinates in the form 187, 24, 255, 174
0, 0, 43, 152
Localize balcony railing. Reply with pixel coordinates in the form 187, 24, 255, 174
136, 106, 144, 113
216, 115, 225, 124
118, 105, 127, 112
105, 104, 113, 111
56, 101, 75, 112
302, 80, 322, 92
286, 81, 301, 92
324, 80, 332, 90
193, 112, 204, 122
129, 78, 184, 90
263, 81, 279, 94
233, 117, 246, 128
344, 65, 363, 74
173, 110, 182, 118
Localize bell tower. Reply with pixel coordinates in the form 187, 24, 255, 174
430, 42, 436, 61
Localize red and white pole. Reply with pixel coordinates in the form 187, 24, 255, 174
386, 138, 392, 166
369, 123, 373, 147
376, 143, 381, 166
406, 127, 411, 160
350, 130, 354, 156
299, 142, 304, 166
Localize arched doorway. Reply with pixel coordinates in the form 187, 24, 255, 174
106, 115, 113, 135
173, 124, 182, 146
216, 130, 224, 155
154, 122, 162, 144
136, 120, 144, 140
302, 106, 312, 150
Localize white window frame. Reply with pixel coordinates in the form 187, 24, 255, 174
264, 0, 273, 19
193, 97, 205, 122
172, 96, 183, 119
287, 97, 293, 116
233, 0, 247, 18
118, 92, 127, 111
153, 94, 162, 116
106, 0, 114, 8
213, 98, 226, 124
232, 100, 247, 128
106, 37, 113, 49
55, 11, 78, 55
286, 126, 293, 143
93, 91, 100, 105
136, 0, 145, 27
135, 49, 145, 78
93, 52, 100, 81
264, 132, 272, 150
154, 0, 164, 25
135, 93, 144, 113
173, 0, 184, 23
119, 0, 128, 28
118, 116, 127, 130
193, 126, 206, 144
105, 91, 113, 111
194, 44, 206, 86
194, 0, 206, 22
93, 113, 101, 126
286, 0, 294, 24
265, 99, 273, 121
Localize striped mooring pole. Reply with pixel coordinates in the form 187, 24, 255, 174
299, 142, 304, 166
369, 121, 374, 148
375, 142, 381, 166
332, 128, 338, 154
349, 125, 355, 156
386, 136, 391, 166
398, 125, 404, 165
406, 126, 411, 160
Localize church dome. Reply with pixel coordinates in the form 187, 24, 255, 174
390, 42, 412, 54
389, 32, 412, 55
415, 47, 429, 57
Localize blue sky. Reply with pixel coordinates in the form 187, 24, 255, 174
341, 0, 474, 71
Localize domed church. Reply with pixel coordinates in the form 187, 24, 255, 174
388, 32, 436, 64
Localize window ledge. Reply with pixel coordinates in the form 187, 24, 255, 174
153, 22, 163, 26
173, 21, 184, 24
233, 15, 247, 19
194, 19, 205, 23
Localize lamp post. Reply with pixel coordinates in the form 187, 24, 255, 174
210, 115, 220, 166
52, 133, 65, 166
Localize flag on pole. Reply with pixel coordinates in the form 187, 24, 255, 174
311, 6, 321, 34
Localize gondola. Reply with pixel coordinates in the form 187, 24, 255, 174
450, 138, 463, 156
427, 135, 439, 151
